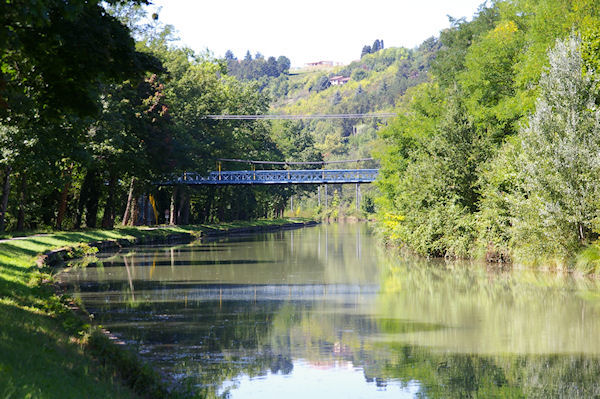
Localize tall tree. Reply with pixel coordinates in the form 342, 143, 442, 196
361, 45, 372, 58
511, 35, 600, 260
0, 0, 160, 119
276, 56, 291, 75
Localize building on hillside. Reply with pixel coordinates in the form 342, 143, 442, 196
329, 75, 350, 86
306, 61, 334, 68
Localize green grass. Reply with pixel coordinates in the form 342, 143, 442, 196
0, 219, 303, 398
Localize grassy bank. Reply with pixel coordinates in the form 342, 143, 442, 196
0, 219, 307, 398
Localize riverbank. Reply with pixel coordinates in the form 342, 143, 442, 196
0, 219, 315, 398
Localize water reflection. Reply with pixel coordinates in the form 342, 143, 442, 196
60, 224, 600, 398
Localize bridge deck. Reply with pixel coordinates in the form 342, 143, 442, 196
165, 169, 379, 185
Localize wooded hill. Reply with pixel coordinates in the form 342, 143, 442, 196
221, 39, 440, 217
226, 39, 438, 162
226, 0, 600, 268
376, 0, 600, 268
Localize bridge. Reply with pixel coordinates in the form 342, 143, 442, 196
166, 169, 378, 185
160, 158, 379, 211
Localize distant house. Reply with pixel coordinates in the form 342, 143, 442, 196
329, 75, 350, 86
306, 61, 334, 68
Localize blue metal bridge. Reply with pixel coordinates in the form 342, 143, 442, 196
165, 168, 379, 185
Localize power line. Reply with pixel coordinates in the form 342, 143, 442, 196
205, 113, 396, 120
217, 158, 375, 165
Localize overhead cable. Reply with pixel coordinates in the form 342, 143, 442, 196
205, 113, 396, 120
217, 158, 375, 165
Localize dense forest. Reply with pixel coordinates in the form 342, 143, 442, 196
0, 2, 317, 232
0, 0, 440, 230
3, 0, 600, 269
376, 0, 600, 268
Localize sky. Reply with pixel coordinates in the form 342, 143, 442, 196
149, 0, 486, 67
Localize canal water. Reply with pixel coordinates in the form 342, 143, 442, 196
59, 223, 600, 398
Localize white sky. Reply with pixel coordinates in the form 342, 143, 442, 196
149, 0, 486, 67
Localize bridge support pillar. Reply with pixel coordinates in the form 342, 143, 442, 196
356, 183, 361, 212
325, 184, 328, 208
290, 195, 293, 215
318, 186, 321, 207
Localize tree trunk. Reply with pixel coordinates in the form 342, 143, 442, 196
177, 190, 184, 224
101, 173, 117, 229
169, 186, 178, 225
130, 195, 139, 226
55, 180, 71, 230
122, 177, 136, 226
74, 194, 84, 229
84, 171, 100, 228
75, 171, 91, 229
141, 194, 147, 225
216, 188, 225, 222
16, 174, 26, 231
181, 193, 190, 225
204, 187, 214, 223
0, 165, 12, 231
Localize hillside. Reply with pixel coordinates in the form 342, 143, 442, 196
225, 40, 439, 162
221, 40, 439, 217
272, 40, 438, 160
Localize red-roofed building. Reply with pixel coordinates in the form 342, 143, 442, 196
329, 76, 350, 86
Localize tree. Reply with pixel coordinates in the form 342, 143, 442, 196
361, 45, 372, 58
331, 91, 342, 106
372, 39, 381, 52
430, 8, 499, 88
352, 69, 368, 81
265, 56, 279, 77
0, 0, 160, 119
510, 35, 600, 261
224, 50, 236, 61
312, 75, 331, 92
277, 56, 291, 75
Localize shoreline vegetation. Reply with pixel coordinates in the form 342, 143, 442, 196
375, 4, 600, 272
0, 218, 316, 398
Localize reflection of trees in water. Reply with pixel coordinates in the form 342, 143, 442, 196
63, 227, 600, 397
377, 253, 600, 354
272, 303, 600, 397
94, 299, 295, 399
367, 346, 600, 398
369, 254, 600, 398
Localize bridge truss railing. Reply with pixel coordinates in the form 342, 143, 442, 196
164, 169, 379, 185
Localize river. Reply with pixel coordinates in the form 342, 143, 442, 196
59, 223, 600, 398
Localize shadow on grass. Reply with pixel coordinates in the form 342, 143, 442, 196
0, 242, 42, 258
0, 302, 138, 399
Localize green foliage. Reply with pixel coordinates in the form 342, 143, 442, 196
379, 92, 485, 257
581, 23, 600, 78
224, 50, 290, 81
311, 74, 331, 92
359, 39, 384, 59
576, 243, 600, 274
351, 69, 368, 81
376, 1, 600, 265
361, 192, 376, 215
0, 0, 160, 119
509, 34, 600, 264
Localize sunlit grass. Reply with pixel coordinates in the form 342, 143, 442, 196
0, 219, 302, 397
